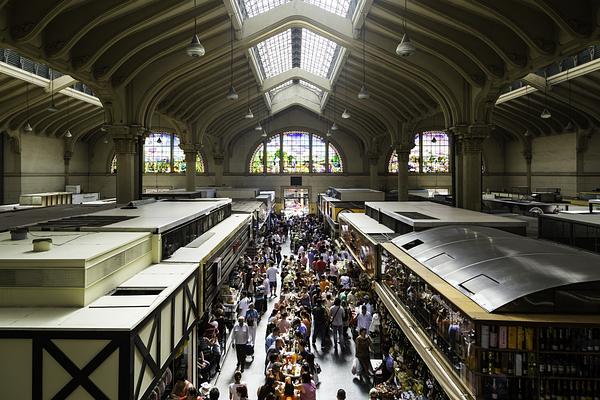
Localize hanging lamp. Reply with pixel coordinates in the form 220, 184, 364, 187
431, 136, 437, 143
64, 96, 72, 138
47, 69, 58, 112
24, 83, 33, 132
540, 74, 551, 119
226, 18, 238, 101
244, 64, 254, 118
156, 112, 163, 143
341, 66, 351, 119
396, 0, 416, 57
358, 14, 370, 100
187, 0, 206, 57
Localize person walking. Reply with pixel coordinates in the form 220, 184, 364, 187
329, 298, 345, 350
266, 263, 278, 298
311, 299, 328, 350
354, 328, 373, 383
232, 317, 249, 372
228, 371, 247, 400
245, 304, 259, 346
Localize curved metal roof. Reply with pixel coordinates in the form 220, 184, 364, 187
392, 225, 600, 313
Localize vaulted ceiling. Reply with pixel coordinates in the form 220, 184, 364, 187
0, 0, 598, 151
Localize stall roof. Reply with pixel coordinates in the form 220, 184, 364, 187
0, 263, 197, 331
542, 211, 600, 227
339, 213, 394, 234
367, 201, 526, 228
29, 199, 231, 233
231, 200, 264, 214
165, 214, 251, 264
392, 225, 600, 313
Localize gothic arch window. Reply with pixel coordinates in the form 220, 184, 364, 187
249, 130, 344, 174
388, 131, 449, 173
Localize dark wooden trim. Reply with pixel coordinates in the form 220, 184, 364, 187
134, 315, 159, 400
32, 336, 43, 399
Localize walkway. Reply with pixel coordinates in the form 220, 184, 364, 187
214, 240, 370, 399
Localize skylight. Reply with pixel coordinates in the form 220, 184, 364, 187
269, 80, 294, 96
240, 0, 291, 19
300, 28, 338, 78
304, 0, 353, 17
269, 80, 324, 99
255, 30, 292, 79
239, 0, 354, 20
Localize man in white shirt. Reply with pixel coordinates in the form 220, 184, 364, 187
237, 292, 251, 318
355, 305, 372, 336
266, 264, 278, 298
233, 317, 250, 372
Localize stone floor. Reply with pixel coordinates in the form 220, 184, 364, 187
214, 241, 371, 400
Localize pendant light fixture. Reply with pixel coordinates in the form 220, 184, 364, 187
396, 0, 416, 57
24, 83, 33, 132
156, 112, 162, 143
226, 18, 238, 101
341, 66, 351, 119
64, 96, 72, 138
331, 87, 338, 131
47, 68, 58, 112
244, 65, 254, 119
431, 136, 437, 143
358, 14, 370, 100
186, 0, 206, 57
565, 68, 575, 132
540, 74, 551, 119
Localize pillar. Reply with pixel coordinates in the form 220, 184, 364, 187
184, 150, 196, 192
213, 153, 224, 187
109, 125, 143, 204
450, 125, 467, 208
523, 149, 532, 195
63, 150, 72, 187
461, 124, 489, 211
396, 149, 410, 201
576, 132, 590, 193
368, 155, 378, 190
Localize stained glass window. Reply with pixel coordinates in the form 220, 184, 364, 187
422, 131, 449, 173
250, 143, 265, 174
328, 143, 343, 173
388, 132, 448, 173
265, 135, 281, 173
250, 131, 342, 174
110, 155, 117, 174
143, 132, 206, 174
144, 132, 172, 173
312, 136, 327, 173
283, 131, 310, 173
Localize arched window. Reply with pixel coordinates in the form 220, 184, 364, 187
388, 131, 448, 173
110, 155, 117, 174
143, 131, 206, 174
249, 131, 343, 174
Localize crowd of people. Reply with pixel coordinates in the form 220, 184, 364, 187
168, 212, 396, 400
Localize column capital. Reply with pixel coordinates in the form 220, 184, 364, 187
179, 143, 198, 154
113, 137, 137, 154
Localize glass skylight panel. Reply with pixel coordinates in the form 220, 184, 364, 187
255, 30, 292, 79
299, 80, 323, 97
303, 0, 352, 17
300, 28, 338, 78
240, 0, 291, 19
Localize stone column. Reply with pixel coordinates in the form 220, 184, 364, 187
450, 125, 467, 208
368, 154, 378, 190
184, 149, 196, 192
63, 150, 72, 186
523, 148, 532, 195
109, 125, 142, 204
396, 148, 410, 201
213, 153, 224, 187
461, 124, 489, 211
576, 132, 589, 193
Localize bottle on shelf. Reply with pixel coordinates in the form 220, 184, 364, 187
490, 325, 498, 348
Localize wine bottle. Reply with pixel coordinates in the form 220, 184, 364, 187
540, 327, 546, 351
539, 353, 546, 375
490, 325, 498, 348
558, 328, 564, 351
508, 326, 517, 349
499, 325, 507, 349
481, 325, 490, 349
507, 352, 514, 375
552, 328, 559, 351
494, 351, 502, 374
481, 351, 489, 374
515, 353, 523, 376
491, 378, 499, 400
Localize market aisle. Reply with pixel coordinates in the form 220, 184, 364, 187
215, 239, 371, 399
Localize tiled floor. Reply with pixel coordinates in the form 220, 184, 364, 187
214, 241, 371, 399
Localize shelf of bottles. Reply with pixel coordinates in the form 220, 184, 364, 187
380, 248, 600, 400
376, 296, 450, 400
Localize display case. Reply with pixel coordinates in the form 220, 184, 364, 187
377, 226, 600, 400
